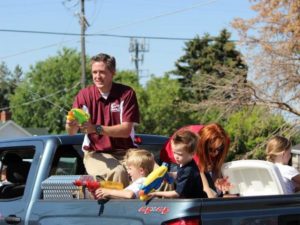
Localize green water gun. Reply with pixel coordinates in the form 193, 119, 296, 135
66, 108, 90, 125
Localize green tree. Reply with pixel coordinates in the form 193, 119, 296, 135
10, 48, 89, 133
172, 29, 247, 102
114, 70, 139, 87
225, 107, 291, 161
136, 74, 193, 136
0, 62, 11, 109
0, 62, 23, 109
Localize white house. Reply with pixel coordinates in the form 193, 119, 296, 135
0, 111, 48, 140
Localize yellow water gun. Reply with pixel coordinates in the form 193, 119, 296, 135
66, 108, 90, 125
139, 162, 173, 201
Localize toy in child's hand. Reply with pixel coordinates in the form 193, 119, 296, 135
73, 176, 124, 192
66, 108, 90, 125
139, 162, 173, 201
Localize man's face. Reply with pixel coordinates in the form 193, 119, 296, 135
92, 61, 114, 93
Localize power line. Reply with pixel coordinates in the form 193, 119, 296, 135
0, 29, 193, 41
0, 28, 237, 61
0, 82, 81, 112
0, 41, 73, 60
94, 0, 217, 33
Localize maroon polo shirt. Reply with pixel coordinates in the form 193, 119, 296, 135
73, 82, 140, 152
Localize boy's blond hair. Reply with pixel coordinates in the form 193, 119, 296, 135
266, 136, 292, 162
125, 149, 155, 176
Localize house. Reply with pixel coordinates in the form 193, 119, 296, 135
0, 111, 48, 140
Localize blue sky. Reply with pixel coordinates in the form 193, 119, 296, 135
1, 0, 255, 84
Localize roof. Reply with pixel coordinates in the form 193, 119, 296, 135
25, 127, 49, 136
0, 120, 32, 138
0, 120, 49, 138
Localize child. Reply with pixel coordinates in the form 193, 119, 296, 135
149, 129, 208, 199
0, 166, 10, 187
266, 136, 300, 194
94, 148, 155, 199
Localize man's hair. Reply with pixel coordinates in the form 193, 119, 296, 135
125, 149, 155, 176
266, 135, 291, 162
172, 129, 199, 154
90, 53, 116, 73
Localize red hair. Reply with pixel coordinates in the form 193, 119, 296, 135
196, 123, 229, 178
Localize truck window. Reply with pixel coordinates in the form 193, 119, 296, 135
0, 147, 35, 199
50, 144, 85, 176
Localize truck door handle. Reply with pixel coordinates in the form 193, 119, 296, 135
5, 215, 21, 224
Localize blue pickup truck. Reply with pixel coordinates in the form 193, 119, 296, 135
0, 134, 300, 225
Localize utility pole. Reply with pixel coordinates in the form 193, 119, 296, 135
80, 0, 89, 88
63, 0, 89, 87
129, 38, 149, 80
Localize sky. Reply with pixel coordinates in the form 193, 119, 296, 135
0, 0, 255, 85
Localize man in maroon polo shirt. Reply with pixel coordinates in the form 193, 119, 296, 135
66, 53, 140, 187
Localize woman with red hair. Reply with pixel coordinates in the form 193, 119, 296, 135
160, 123, 231, 198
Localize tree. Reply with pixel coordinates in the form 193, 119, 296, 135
169, 29, 251, 136
232, 0, 300, 119
172, 29, 248, 103
0, 62, 23, 109
224, 106, 292, 161
0, 62, 11, 109
10, 48, 88, 133
170, 27, 299, 160
135, 74, 193, 136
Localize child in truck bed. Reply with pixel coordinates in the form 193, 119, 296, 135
266, 135, 300, 194
149, 130, 208, 199
94, 149, 155, 199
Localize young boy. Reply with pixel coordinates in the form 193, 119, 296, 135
94, 148, 155, 199
149, 129, 208, 199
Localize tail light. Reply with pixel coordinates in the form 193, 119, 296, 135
163, 217, 201, 225
134, 136, 142, 144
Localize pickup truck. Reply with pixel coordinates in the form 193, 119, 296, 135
0, 134, 300, 225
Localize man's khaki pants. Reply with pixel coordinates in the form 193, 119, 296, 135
83, 150, 130, 187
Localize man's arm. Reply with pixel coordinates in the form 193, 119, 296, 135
83, 121, 134, 138
101, 122, 134, 137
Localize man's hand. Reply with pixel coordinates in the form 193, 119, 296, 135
65, 119, 80, 135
